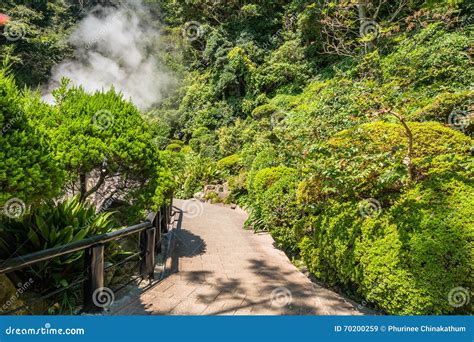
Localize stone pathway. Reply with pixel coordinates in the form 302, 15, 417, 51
112, 199, 367, 315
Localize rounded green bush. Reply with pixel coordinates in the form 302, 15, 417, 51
260, 173, 303, 256
216, 154, 242, 175
299, 178, 473, 315
251, 166, 297, 196
251, 103, 278, 119
316, 121, 473, 199
166, 143, 183, 152
0, 70, 63, 205
357, 178, 473, 315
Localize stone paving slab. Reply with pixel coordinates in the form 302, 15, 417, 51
112, 199, 369, 316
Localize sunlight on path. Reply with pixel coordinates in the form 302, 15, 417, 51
112, 199, 367, 315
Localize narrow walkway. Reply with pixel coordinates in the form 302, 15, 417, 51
113, 199, 366, 315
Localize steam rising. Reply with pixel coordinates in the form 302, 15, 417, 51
45, 1, 173, 110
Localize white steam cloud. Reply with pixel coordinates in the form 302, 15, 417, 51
44, 1, 173, 110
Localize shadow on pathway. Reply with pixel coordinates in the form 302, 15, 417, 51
110, 200, 371, 316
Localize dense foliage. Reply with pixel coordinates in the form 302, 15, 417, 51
0, 0, 472, 315
0, 197, 122, 313
0, 0, 79, 86
151, 0, 473, 315
0, 69, 63, 205
0, 1, 174, 314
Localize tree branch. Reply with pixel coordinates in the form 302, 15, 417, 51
80, 170, 107, 202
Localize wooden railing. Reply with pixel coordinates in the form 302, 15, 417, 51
0, 200, 175, 314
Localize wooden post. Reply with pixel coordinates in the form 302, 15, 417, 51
155, 211, 162, 253
160, 205, 168, 234
84, 244, 105, 312
140, 228, 156, 280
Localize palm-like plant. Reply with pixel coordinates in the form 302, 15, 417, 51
0, 197, 117, 295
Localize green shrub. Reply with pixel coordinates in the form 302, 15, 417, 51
381, 24, 473, 89
0, 69, 63, 205
411, 90, 473, 126
166, 143, 183, 152
179, 152, 218, 198
192, 126, 210, 138
299, 201, 363, 290
245, 147, 283, 192
28, 81, 173, 215
216, 154, 242, 175
251, 103, 278, 119
306, 121, 473, 200
251, 166, 297, 196
329, 121, 471, 162
259, 173, 303, 256
299, 178, 473, 315
204, 191, 219, 203
189, 132, 219, 158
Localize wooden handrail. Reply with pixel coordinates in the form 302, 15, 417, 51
0, 221, 152, 274
0, 201, 174, 313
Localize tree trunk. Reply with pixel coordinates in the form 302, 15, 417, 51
389, 111, 414, 182
79, 173, 87, 202
358, 0, 375, 52
399, 118, 414, 183
358, 0, 368, 26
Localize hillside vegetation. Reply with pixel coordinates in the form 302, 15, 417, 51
0, 0, 472, 314
153, 0, 473, 315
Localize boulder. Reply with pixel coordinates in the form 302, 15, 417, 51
193, 191, 205, 201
